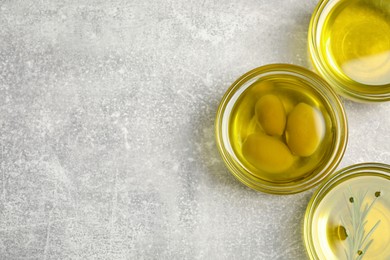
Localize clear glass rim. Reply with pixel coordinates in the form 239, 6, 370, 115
308, 0, 390, 102
215, 64, 348, 194
303, 162, 390, 259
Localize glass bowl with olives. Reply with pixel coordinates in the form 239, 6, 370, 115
215, 64, 348, 194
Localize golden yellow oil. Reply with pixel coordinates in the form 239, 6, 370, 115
228, 77, 333, 182
311, 175, 390, 259
320, 0, 390, 91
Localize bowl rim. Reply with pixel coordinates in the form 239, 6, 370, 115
303, 162, 390, 259
215, 63, 348, 194
308, 0, 390, 102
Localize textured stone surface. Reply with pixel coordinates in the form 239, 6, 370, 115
0, 0, 389, 259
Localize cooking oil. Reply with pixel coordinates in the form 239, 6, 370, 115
310, 175, 390, 259
320, 0, 390, 91
228, 77, 333, 182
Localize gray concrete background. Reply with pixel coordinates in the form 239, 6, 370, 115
0, 0, 389, 259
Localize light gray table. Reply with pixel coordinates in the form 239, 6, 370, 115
0, 0, 389, 259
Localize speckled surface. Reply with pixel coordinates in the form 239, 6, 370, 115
0, 0, 389, 259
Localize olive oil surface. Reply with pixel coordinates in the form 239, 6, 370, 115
321, 0, 390, 91
228, 77, 333, 182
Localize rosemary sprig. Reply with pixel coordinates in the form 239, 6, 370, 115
341, 187, 381, 260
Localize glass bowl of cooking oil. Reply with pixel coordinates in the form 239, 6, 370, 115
215, 64, 348, 194
309, 0, 390, 102
304, 163, 390, 259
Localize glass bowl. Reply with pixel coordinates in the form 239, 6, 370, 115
304, 163, 390, 259
215, 64, 348, 194
308, 0, 390, 102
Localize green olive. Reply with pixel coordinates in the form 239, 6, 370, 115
286, 103, 325, 157
242, 133, 294, 173
255, 94, 286, 136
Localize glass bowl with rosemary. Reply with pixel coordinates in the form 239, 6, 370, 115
304, 163, 390, 259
